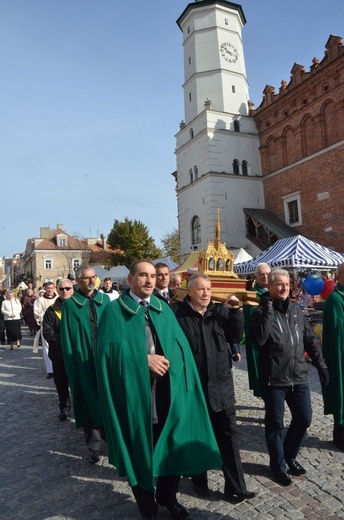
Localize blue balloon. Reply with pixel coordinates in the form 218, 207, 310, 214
302, 275, 325, 296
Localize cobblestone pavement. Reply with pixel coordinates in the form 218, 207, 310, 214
1, 326, 344, 520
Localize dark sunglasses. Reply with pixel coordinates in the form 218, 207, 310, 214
59, 287, 72, 291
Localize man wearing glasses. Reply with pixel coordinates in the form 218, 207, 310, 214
61, 265, 110, 463
43, 279, 74, 421
250, 268, 329, 486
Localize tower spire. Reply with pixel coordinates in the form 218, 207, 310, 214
214, 208, 221, 250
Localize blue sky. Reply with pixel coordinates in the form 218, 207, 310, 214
1, 0, 343, 257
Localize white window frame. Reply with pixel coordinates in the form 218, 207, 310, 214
282, 191, 302, 227
72, 258, 81, 271
44, 257, 53, 270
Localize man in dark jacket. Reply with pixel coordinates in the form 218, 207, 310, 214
172, 273, 256, 503
43, 278, 73, 421
250, 268, 329, 486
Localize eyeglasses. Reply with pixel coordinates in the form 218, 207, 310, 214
59, 287, 72, 291
80, 276, 96, 280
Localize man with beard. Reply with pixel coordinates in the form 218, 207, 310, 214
96, 260, 222, 520
61, 265, 110, 463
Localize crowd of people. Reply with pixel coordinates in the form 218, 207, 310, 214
1, 260, 344, 520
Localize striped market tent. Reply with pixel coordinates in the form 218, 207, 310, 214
234, 235, 344, 275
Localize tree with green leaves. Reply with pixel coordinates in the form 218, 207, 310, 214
107, 217, 162, 267
160, 227, 181, 264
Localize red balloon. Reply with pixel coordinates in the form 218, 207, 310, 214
320, 279, 336, 300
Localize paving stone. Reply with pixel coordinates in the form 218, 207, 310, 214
1, 329, 344, 519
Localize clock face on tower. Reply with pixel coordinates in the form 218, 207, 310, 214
220, 42, 239, 63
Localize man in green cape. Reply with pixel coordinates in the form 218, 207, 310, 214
96, 260, 222, 520
243, 263, 271, 398
322, 263, 344, 450
61, 265, 110, 463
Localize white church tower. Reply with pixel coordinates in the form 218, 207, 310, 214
175, 0, 264, 259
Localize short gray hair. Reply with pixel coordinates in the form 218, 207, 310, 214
268, 268, 290, 283
57, 278, 73, 288
188, 273, 211, 288
75, 264, 95, 279
255, 263, 271, 276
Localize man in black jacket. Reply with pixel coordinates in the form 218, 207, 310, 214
43, 278, 73, 421
172, 273, 256, 503
250, 268, 329, 486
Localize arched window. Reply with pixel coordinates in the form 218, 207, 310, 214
208, 258, 214, 271
242, 160, 248, 176
216, 259, 224, 271
72, 258, 81, 271
234, 120, 240, 132
189, 168, 193, 183
191, 216, 201, 244
233, 159, 240, 175
194, 165, 198, 180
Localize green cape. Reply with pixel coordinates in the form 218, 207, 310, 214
322, 283, 344, 422
95, 290, 222, 492
60, 290, 110, 428
243, 284, 267, 398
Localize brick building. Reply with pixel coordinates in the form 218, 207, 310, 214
251, 35, 344, 253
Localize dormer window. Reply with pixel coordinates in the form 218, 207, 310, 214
56, 233, 68, 247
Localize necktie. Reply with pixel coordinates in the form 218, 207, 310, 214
162, 291, 170, 302
140, 301, 155, 354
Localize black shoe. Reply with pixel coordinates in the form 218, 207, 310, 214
274, 471, 293, 486
224, 490, 256, 503
46, 373, 54, 379
59, 412, 68, 421
286, 460, 307, 476
156, 498, 189, 520
192, 481, 210, 497
88, 450, 101, 464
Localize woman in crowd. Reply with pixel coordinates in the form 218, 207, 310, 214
1, 290, 22, 349
21, 289, 38, 336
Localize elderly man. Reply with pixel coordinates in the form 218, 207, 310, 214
43, 278, 74, 421
96, 260, 221, 520
154, 262, 174, 302
61, 264, 110, 463
169, 273, 183, 296
172, 273, 255, 503
322, 263, 344, 450
34, 281, 58, 378
250, 268, 329, 486
243, 263, 271, 398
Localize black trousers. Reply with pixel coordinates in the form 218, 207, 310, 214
132, 373, 180, 518
208, 406, 247, 494
50, 357, 71, 413
199, 371, 246, 495
132, 475, 180, 518
0, 320, 5, 344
